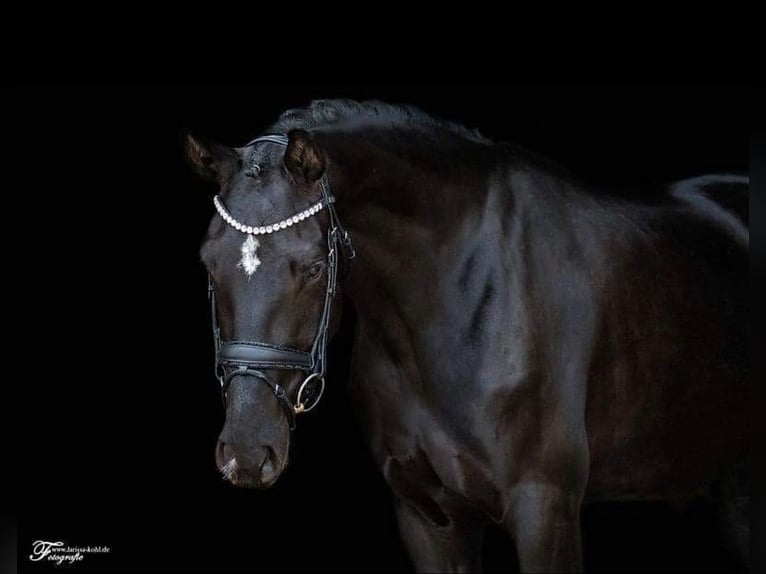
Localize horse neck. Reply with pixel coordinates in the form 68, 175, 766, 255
316, 128, 498, 330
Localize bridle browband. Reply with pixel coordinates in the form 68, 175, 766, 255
208, 134, 354, 430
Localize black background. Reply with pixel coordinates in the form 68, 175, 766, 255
19, 82, 748, 572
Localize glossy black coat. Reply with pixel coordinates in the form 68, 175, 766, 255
190, 102, 748, 573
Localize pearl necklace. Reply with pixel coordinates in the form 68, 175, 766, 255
213, 194, 334, 235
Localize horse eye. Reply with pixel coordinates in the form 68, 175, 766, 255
245, 164, 261, 178
307, 261, 325, 279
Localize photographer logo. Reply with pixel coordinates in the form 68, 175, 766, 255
29, 540, 110, 566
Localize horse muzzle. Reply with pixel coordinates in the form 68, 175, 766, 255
216, 440, 285, 489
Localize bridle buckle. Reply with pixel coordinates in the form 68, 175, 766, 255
341, 230, 356, 260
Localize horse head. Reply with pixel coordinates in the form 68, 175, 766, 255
187, 128, 347, 488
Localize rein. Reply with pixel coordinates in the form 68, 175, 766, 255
208, 134, 354, 430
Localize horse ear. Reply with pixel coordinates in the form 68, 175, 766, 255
184, 133, 237, 182
284, 129, 326, 184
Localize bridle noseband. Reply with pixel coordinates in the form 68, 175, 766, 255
207, 134, 354, 430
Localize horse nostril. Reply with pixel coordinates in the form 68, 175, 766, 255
217, 441, 234, 464
260, 447, 277, 480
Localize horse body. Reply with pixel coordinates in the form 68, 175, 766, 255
190, 102, 747, 572
319, 130, 747, 571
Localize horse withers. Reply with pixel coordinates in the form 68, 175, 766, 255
187, 100, 748, 572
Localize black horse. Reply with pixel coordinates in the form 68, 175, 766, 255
187, 100, 748, 572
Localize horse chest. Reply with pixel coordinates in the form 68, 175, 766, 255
350, 377, 502, 517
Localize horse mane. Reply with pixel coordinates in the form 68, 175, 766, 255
268, 99, 490, 144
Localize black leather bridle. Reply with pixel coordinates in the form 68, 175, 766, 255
207, 135, 354, 430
